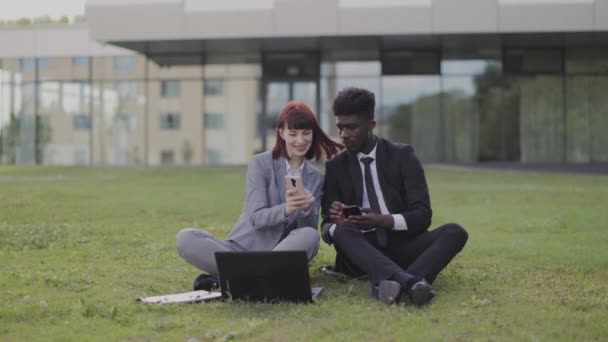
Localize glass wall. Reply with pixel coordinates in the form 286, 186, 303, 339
565, 48, 608, 162
381, 76, 441, 161
204, 62, 261, 165
147, 60, 204, 166
2, 43, 608, 165
442, 55, 501, 163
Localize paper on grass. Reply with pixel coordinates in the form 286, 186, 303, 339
137, 290, 222, 304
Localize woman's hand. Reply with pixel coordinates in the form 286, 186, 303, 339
285, 188, 312, 217
301, 189, 315, 213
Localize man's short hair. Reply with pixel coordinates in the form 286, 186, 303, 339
332, 87, 375, 121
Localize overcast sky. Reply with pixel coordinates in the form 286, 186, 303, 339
0, 0, 85, 20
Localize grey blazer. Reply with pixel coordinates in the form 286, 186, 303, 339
226, 151, 324, 251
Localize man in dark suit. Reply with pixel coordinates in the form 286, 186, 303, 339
321, 87, 468, 306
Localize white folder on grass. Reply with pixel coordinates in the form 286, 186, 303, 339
137, 290, 221, 304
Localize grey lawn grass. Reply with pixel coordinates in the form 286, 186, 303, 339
1, 165, 607, 341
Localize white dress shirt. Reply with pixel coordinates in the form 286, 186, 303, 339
329, 143, 408, 237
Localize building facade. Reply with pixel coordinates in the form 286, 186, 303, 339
1, 0, 608, 166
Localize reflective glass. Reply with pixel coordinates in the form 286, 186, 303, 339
515, 75, 564, 162
380, 76, 441, 161
147, 80, 203, 166
1, 82, 23, 163
39, 57, 90, 81
204, 78, 260, 164
566, 48, 608, 74
563, 72, 608, 162
590, 76, 608, 161
566, 76, 591, 162
92, 81, 145, 165
0, 59, 23, 84
38, 81, 91, 165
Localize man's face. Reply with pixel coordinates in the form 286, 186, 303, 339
335, 114, 374, 154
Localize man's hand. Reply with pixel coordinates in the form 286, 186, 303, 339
329, 201, 345, 224
346, 208, 394, 230
285, 189, 311, 217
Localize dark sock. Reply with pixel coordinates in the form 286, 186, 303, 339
392, 272, 422, 292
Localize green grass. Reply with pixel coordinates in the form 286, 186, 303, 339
1, 165, 607, 341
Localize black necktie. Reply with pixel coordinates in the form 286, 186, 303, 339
361, 156, 388, 247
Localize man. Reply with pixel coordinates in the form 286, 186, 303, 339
321, 87, 468, 306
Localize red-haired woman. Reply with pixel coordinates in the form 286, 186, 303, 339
176, 101, 342, 291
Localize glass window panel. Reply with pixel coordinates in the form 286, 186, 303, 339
1, 82, 10, 163
565, 76, 591, 162
148, 80, 202, 166
321, 61, 381, 77
566, 48, 608, 74
442, 60, 498, 75
72, 57, 90, 67
442, 77, 479, 162
21, 58, 37, 72
505, 49, 563, 74
161, 80, 180, 98
1, 83, 10, 163
204, 112, 224, 130
204, 78, 260, 164
293, 82, 317, 111
20, 58, 37, 82
590, 76, 608, 162
160, 113, 180, 130
160, 150, 175, 165
264, 82, 289, 149
94, 55, 146, 80
63, 81, 91, 115
92, 81, 145, 165
382, 51, 440, 75
380, 76, 441, 162
12, 82, 37, 164
263, 53, 320, 78
116, 81, 137, 100
1, 59, 23, 84
114, 56, 136, 73
73, 114, 92, 130
516, 75, 564, 162
39, 58, 89, 81
206, 149, 222, 165
204, 79, 224, 96
38, 81, 91, 165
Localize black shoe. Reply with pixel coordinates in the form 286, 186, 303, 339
368, 280, 402, 305
193, 274, 219, 292
407, 280, 436, 307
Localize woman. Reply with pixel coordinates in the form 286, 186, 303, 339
176, 101, 342, 291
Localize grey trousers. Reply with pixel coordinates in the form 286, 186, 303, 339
176, 227, 320, 276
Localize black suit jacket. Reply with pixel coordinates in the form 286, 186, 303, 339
320, 137, 432, 244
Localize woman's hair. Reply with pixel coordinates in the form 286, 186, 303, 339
272, 101, 343, 161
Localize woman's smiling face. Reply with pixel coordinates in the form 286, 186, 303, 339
279, 126, 313, 158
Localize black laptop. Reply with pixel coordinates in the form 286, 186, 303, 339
215, 251, 323, 303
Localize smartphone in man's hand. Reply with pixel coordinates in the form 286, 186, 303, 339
342, 205, 362, 218
285, 175, 305, 196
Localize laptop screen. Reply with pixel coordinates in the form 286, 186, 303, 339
215, 251, 314, 303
